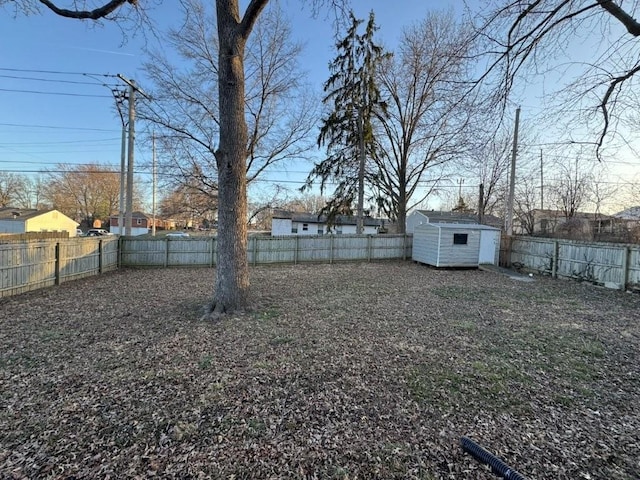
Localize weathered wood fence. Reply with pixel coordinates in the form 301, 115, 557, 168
510, 236, 640, 290
0, 237, 119, 298
119, 234, 412, 267
2, 234, 639, 299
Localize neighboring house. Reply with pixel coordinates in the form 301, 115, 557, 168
406, 209, 503, 234
271, 209, 382, 236
614, 206, 640, 226
110, 211, 163, 236
520, 209, 619, 238
0, 208, 79, 236
412, 222, 501, 267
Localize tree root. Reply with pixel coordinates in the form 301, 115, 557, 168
200, 302, 226, 322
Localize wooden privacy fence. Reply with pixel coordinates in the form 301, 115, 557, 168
120, 234, 412, 267
0, 237, 119, 298
510, 236, 640, 291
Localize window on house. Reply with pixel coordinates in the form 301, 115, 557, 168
136, 218, 142, 225
336, 228, 343, 235
453, 233, 468, 245
317, 227, 323, 235
291, 227, 298, 234
302, 223, 308, 231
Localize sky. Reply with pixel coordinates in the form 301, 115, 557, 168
0, 0, 468, 211
0, 0, 638, 214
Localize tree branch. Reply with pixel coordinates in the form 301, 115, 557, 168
596, 0, 640, 36
38, 0, 134, 20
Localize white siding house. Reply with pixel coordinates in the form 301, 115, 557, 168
412, 223, 500, 267
271, 210, 381, 236
0, 208, 79, 236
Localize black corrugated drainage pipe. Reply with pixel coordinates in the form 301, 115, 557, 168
460, 436, 528, 480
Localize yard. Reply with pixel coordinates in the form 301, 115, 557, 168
1, 261, 639, 479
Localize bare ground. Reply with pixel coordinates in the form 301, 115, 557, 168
1, 261, 639, 479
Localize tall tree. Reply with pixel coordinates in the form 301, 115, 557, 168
304, 10, 389, 231
43, 164, 128, 227
141, 0, 316, 210
372, 11, 478, 232
5, 0, 346, 318
0, 173, 26, 208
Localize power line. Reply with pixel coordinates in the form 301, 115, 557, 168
0, 122, 118, 132
0, 87, 113, 98
0, 67, 117, 77
0, 74, 120, 87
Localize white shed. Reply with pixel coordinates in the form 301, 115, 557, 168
412, 223, 501, 267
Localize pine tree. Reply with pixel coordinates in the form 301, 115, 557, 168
304, 10, 389, 232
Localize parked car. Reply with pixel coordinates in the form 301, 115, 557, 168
86, 228, 109, 236
166, 232, 190, 237
76, 228, 84, 236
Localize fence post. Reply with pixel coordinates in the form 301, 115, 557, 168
54, 242, 61, 285
294, 235, 299, 265
403, 234, 407, 261
98, 239, 103, 274
164, 238, 169, 268
252, 236, 258, 266
552, 240, 559, 278
117, 236, 123, 268
209, 237, 214, 267
621, 245, 630, 291
330, 235, 334, 264
367, 235, 372, 262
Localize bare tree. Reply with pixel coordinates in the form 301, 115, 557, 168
6, 0, 346, 317
372, 11, 479, 232
513, 171, 540, 234
0, 173, 27, 208
547, 156, 593, 219
12, 175, 47, 209
43, 164, 131, 227
141, 0, 316, 199
473, 1, 640, 155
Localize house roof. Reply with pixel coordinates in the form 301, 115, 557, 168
109, 211, 151, 219
614, 206, 640, 220
272, 209, 382, 227
0, 207, 54, 221
414, 209, 503, 228
532, 209, 614, 220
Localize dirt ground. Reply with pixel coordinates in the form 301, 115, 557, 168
1, 261, 639, 479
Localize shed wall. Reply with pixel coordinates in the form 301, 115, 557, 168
411, 224, 440, 265
436, 229, 481, 267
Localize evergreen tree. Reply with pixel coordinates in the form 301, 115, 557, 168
304, 10, 389, 231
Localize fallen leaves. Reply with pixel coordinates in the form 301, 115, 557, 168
0, 263, 639, 478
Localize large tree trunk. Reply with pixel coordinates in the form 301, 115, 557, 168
204, 0, 268, 319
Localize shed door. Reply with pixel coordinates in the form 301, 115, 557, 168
478, 231, 498, 265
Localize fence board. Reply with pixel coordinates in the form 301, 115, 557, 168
511, 236, 640, 290
0, 237, 119, 298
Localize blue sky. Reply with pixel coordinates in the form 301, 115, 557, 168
0, 0, 465, 206
1, 1, 637, 213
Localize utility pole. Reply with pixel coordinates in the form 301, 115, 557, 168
112, 89, 127, 236
117, 74, 150, 236
152, 132, 156, 236
540, 148, 544, 210
478, 183, 484, 224
505, 107, 521, 235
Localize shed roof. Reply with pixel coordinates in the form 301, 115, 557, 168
416, 222, 500, 231
414, 209, 503, 228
